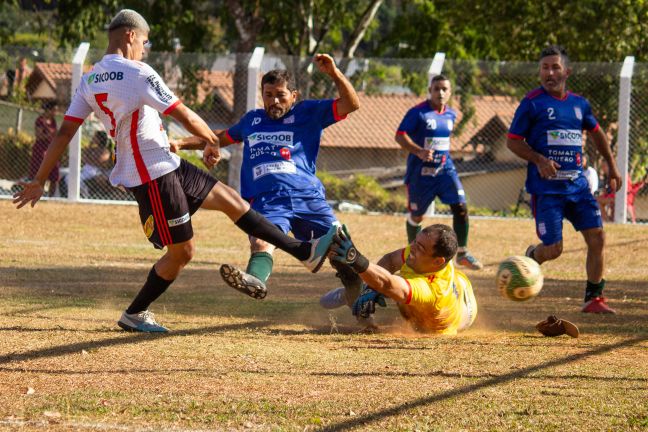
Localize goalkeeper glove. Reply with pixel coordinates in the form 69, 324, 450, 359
352, 285, 387, 318
330, 224, 370, 273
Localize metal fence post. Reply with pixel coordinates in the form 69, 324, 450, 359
15, 107, 23, 132
614, 56, 634, 224
228, 47, 265, 192
423, 52, 446, 218
68, 42, 90, 202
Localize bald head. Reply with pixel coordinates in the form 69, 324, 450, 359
108, 9, 150, 34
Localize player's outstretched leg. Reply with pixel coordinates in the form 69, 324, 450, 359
220, 264, 268, 299
201, 182, 338, 273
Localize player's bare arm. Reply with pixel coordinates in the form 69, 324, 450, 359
168, 104, 220, 168
376, 249, 406, 274
170, 130, 227, 153
13, 119, 81, 209
395, 133, 433, 162
589, 127, 622, 192
314, 53, 359, 117
506, 137, 560, 178
356, 263, 410, 303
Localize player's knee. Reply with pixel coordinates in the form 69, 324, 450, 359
586, 229, 605, 251
172, 241, 195, 265
409, 214, 423, 224
450, 203, 468, 219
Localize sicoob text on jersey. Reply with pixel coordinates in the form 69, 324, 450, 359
87, 71, 124, 84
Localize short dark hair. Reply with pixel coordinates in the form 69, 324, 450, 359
94, 130, 109, 148
261, 70, 297, 92
431, 74, 450, 84
540, 45, 570, 66
422, 224, 458, 262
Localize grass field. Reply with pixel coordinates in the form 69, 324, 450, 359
1, 200, 647, 431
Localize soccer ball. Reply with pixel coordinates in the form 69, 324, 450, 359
496, 256, 543, 301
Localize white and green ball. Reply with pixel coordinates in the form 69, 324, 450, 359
496, 256, 543, 301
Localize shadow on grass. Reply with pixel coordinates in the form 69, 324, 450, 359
318, 334, 648, 431
1, 366, 646, 385
1, 266, 646, 336
0, 320, 271, 366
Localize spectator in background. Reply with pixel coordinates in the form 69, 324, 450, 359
598, 161, 647, 224
4, 56, 32, 100
29, 100, 59, 196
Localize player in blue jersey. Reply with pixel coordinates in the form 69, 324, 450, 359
506, 45, 622, 314
174, 54, 362, 302
395, 75, 483, 270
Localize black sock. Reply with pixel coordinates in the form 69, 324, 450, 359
584, 279, 605, 303
126, 266, 174, 314
235, 209, 310, 261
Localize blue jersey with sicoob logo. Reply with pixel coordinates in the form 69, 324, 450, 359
397, 102, 457, 185
508, 87, 599, 195
227, 99, 345, 200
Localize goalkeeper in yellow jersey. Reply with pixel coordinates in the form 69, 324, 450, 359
322, 224, 477, 335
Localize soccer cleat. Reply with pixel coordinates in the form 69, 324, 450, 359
456, 252, 483, 270
301, 221, 341, 273
525, 245, 538, 262
319, 287, 347, 309
118, 310, 168, 333
581, 297, 616, 314
220, 264, 267, 299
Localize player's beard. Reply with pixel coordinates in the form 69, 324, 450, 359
267, 104, 287, 120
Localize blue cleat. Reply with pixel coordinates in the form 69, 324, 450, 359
118, 310, 168, 333
302, 221, 341, 273
319, 287, 347, 309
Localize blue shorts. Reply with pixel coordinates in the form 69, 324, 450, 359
250, 189, 337, 241
407, 172, 466, 217
532, 188, 602, 245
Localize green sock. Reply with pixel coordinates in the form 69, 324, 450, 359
585, 279, 605, 302
453, 220, 469, 248
246, 252, 274, 283
406, 219, 422, 243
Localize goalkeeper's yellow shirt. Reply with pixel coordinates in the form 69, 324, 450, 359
397, 246, 477, 335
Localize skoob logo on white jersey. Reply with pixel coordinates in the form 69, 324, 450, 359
547, 129, 582, 146
248, 131, 294, 147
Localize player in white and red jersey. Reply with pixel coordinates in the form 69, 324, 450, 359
13, 9, 337, 332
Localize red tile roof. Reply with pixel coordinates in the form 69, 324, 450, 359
322, 93, 520, 151
26, 62, 93, 95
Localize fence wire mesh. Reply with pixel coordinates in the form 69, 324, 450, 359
0, 46, 644, 222
628, 63, 648, 224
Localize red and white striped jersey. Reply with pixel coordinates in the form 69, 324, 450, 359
65, 54, 181, 187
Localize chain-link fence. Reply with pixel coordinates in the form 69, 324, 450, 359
628, 63, 648, 224
0, 45, 644, 222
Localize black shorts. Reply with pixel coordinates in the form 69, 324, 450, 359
129, 159, 218, 249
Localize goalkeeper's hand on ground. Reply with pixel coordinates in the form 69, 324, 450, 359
352, 285, 387, 318
330, 225, 369, 273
